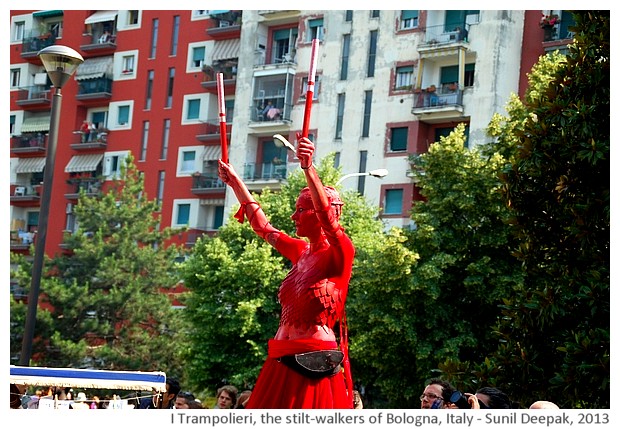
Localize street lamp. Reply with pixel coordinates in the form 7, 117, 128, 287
19, 45, 83, 366
336, 168, 389, 185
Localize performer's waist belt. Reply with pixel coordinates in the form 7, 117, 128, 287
278, 350, 344, 379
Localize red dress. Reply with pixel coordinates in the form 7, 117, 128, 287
245, 215, 355, 409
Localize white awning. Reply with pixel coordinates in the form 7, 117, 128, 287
203, 145, 222, 161
16, 157, 47, 174
65, 154, 104, 173
212, 39, 240, 61
75, 56, 114, 81
85, 10, 118, 25
10, 366, 167, 392
21, 115, 51, 133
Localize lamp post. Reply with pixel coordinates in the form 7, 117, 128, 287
19, 45, 83, 366
336, 168, 389, 185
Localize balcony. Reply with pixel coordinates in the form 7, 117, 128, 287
70, 128, 108, 150
11, 134, 47, 154
191, 174, 226, 195
196, 118, 231, 143
21, 32, 58, 59
15, 86, 51, 108
411, 85, 464, 123
80, 32, 117, 52
10, 184, 41, 204
76, 78, 113, 102
64, 177, 102, 199
206, 11, 242, 39
243, 162, 287, 192
418, 23, 469, 55
201, 62, 238, 94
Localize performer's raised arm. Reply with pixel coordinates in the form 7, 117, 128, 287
295, 135, 345, 240
218, 160, 280, 246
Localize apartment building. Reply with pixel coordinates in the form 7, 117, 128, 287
10, 10, 574, 281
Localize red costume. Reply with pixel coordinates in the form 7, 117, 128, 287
219, 137, 355, 409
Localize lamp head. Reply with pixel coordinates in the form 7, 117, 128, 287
38, 45, 84, 88
368, 168, 389, 178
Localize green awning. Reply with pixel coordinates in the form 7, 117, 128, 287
32, 10, 64, 18
21, 116, 51, 133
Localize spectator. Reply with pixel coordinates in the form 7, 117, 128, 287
213, 385, 237, 409
80, 120, 90, 143
175, 391, 195, 409
420, 378, 455, 409
138, 378, 181, 409
474, 386, 512, 409
235, 390, 252, 409
530, 400, 560, 409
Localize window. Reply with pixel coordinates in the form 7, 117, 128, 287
371, 11, 380, 18
192, 46, 205, 68
300, 76, 320, 100
395, 66, 413, 90
357, 150, 368, 195
122, 55, 135, 74
272, 28, 298, 63
362, 90, 372, 138
176, 204, 191, 225
10, 115, 16, 135
11, 68, 20, 88
340, 34, 350, 81
170, 15, 180, 56
401, 10, 419, 29
166, 68, 175, 108
103, 152, 129, 178
435, 124, 470, 147
445, 10, 479, 32
335, 93, 345, 140
390, 127, 408, 152
441, 64, 475, 87
213, 206, 224, 230
308, 18, 324, 41
150, 18, 158, 58
14, 21, 25, 41
384, 189, 403, 215
140, 121, 149, 161
128, 10, 139, 25
187, 99, 201, 120
160, 119, 170, 160
145, 70, 154, 110
367, 30, 377, 78
345, 11, 353, 22
118, 105, 130, 126
225, 99, 235, 123
156, 170, 165, 204
91, 111, 108, 130
180, 150, 196, 173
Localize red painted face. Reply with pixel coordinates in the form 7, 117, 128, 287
291, 195, 319, 238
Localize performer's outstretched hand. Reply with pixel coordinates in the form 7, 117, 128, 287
296, 133, 314, 169
218, 159, 242, 188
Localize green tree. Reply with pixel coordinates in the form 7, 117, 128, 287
180, 154, 397, 397
350, 124, 522, 407
10, 155, 186, 375
486, 11, 610, 408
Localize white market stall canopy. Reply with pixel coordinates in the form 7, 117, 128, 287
10, 366, 167, 392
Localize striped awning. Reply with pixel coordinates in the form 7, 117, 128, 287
75, 56, 114, 81
10, 366, 167, 392
21, 115, 51, 133
16, 157, 47, 174
203, 145, 222, 161
65, 154, 103, 173
212, 39, 240, 61
85, 10, 118, 25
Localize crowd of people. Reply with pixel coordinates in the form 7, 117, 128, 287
419, 377, 559, 409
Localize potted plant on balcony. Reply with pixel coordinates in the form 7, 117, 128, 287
540, 13, 560, 41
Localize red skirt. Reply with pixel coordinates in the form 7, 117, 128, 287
244, 339, 352, 409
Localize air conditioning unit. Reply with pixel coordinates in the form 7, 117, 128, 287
14, 186, 26, 196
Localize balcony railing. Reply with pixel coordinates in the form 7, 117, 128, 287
15, 86, 52, 105
11, 134, 47, 153
21, 32, 57, 55
413, 86, 463, 109
419, 23, 469, 47
65, 178, 102, 198
77, 78, 113, 99
191, 174, 225, 193
250, 102, 293, 123
243, 162, 287, 181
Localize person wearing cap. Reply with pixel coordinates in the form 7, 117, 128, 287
71, 392, 90, 409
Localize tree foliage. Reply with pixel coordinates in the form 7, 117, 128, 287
485, 11, 610, 408
10, 155, 186, 376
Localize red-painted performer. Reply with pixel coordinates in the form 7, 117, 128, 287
217, 135, 355, 409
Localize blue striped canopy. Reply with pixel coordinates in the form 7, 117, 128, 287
10, 366, 166, 392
